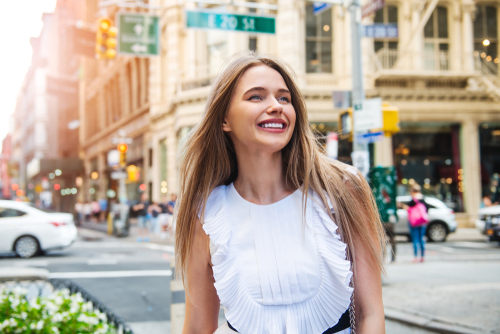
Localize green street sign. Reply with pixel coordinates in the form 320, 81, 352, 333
117, 13, 160, 56
186, 10, 276, 34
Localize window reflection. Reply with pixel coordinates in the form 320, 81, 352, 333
393, 123, 463, 212
423, 6, 449, 70
305, 4, 333, 73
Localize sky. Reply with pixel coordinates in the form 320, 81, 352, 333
0, 0, 57, 143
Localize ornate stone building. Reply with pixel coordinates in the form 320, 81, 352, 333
82, 0, 500, 227
147, 0, 500, 228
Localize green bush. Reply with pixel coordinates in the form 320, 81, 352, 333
0, 286, 116, 334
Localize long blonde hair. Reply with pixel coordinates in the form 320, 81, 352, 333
175, 52, 385, 281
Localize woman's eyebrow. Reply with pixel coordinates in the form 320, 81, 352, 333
243, 87, 291, 95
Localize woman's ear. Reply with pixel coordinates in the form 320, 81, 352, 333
222, 119, 231, 132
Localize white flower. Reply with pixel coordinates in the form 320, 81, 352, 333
51, 326, 60, 334
52, 313, 64, 323
36, 320, 44, 330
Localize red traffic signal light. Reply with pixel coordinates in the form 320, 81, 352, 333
117, 144, 128, 153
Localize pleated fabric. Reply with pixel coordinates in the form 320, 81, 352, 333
201, 185, 353, 334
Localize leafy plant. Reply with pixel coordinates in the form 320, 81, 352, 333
0, 286, 116, 334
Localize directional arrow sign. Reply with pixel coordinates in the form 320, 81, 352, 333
118, 13, 160, 56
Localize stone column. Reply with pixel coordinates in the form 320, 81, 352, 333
374, 136, 394, 167
461, 2, 476, 72
98, 152, 107, 200
461, 119, 481, 227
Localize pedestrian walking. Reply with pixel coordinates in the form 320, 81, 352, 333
99, 197, 108, 222
148, 202, 162, 235
74, 200, 83, 226
403, 184, 431, 263
83, 202, 92, 222
175, 53, 386, 334
158, 195, 172, 239
167, 193, 177, 214
91, 200, 100, 222
133, 193, 150, 242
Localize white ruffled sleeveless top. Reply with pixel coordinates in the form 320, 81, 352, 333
200, 183, 353, 334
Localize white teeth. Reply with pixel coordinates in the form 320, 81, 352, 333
261, 123, 283, 129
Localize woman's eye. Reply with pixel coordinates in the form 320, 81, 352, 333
279, 96, 290, 103
248, 95, 262, 100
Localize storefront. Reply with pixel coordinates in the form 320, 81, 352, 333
479, 122, 500, 205
392, 123, 463, 212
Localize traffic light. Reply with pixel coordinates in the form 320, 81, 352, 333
338, 102, 400, 140
338, 108, 353, 141
96, 17, 118, 59
381, 103, 400, 136
117, 143, 127, 167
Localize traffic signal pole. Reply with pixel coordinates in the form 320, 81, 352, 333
349, 0, 368, 154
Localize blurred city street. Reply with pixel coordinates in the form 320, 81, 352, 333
1, 0, 500, 333
1, 225, 498, 334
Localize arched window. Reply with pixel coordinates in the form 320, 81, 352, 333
423, 6, 450, 70
305, 4, 333, 73
474, 5, 498, 73
373, 5, 398, 69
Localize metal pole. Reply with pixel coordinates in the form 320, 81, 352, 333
349, 0, 368, 153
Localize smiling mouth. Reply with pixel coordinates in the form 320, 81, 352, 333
257, 120, 287, 130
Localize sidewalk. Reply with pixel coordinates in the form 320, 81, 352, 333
384, 228, 499, 334
78, 223, 497, 334
78, 218, 175, 246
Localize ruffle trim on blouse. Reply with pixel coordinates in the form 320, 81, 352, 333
200, 186, 353, 334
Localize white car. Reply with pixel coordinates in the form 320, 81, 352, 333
0, 200, 77, 258
475, 205, 500, 242
395, 196, 458, 242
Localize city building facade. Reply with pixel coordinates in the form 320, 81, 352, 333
80, 2, 152, 205
147, 0, 500, 227
12, 1, 84, 212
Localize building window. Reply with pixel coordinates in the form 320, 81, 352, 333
474, 5, 498, 74
249, 37, 257, 52
374, 5, 398, 69
207, 30, 228, 77
305, 4, 333, 73
393, 123, 463, 212
423, 6, 450, 70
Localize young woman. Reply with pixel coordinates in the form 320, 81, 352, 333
175, 53, 386, 334
403, 184, 431, 263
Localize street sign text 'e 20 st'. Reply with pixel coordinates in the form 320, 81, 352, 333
186, 10, 275, 34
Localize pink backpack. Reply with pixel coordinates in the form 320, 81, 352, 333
407, 199, 429, 227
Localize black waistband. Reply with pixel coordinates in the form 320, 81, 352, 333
227, 308, 350, 333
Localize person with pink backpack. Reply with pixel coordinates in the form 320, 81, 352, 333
403, 184, 431, 263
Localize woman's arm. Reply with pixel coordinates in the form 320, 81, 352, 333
353, 243, 386, 334
182, 219, 220, 334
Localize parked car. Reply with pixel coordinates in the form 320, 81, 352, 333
475, 205, 500, 242
395, 196, 457, 242
0, 200, 77, 258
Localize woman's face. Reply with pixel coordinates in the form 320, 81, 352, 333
223, 65, 296, 154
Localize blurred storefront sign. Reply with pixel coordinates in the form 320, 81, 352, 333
363, 24, 398, 38
46, 76, 78, 97
357, 131, 384, 144
107, 150, 120, 168
353, 97, 383, 132
71, 26, 95, 57
312, 2, 332, 16
186, 10, 276, 34
361, 0, 385, 18
117, 13, 160, 56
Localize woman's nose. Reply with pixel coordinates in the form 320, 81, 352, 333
266, 99, 283, 114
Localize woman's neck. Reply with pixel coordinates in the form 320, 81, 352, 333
233, 149, 294, 205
